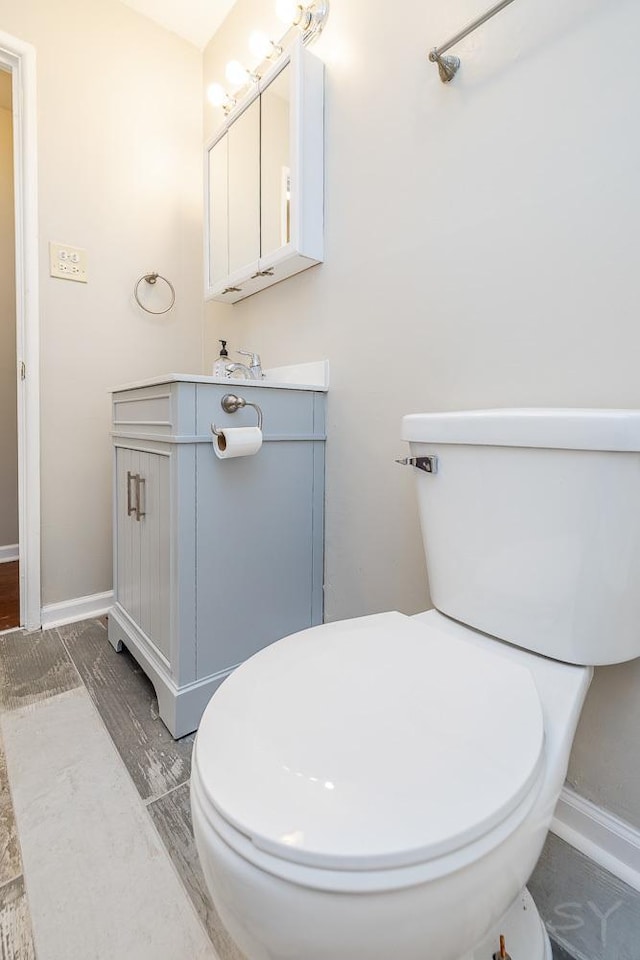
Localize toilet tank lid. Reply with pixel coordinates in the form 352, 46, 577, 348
401, 408, 640, 451
194, 612, 545, 872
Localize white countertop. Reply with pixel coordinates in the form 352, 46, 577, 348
112, 361, 329, 394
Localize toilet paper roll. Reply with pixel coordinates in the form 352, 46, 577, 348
213, 426, 262, 459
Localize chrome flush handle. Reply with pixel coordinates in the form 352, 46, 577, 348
395, 456, 439, 474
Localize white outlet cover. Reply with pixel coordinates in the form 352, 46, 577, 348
49, 242, 88, 283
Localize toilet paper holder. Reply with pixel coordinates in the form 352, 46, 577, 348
211, 393, 264, 436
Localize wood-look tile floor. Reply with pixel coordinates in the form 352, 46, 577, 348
0, 562, 19, 632
0, 618, 242, 960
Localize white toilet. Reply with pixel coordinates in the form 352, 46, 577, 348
191, 409, 640, 960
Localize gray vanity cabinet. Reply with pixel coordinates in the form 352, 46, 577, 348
108, 376, 326, 737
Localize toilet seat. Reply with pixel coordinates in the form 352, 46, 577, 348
194, 612, 545, 876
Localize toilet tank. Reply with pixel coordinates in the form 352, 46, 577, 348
401, 409, 640, 665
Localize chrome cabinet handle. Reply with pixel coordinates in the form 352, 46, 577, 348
135, 476, 146, 521
126, 471, 146, 521
127, 471, 136, 517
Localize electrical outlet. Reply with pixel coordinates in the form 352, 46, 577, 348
49, 242, 88, 283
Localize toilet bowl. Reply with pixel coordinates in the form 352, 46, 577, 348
192, 408, 640, 959
191, 610, 591, 960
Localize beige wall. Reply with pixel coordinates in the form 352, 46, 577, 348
203, 0, 640, 825
0, 0, 204, 604
0, 71, 18, 549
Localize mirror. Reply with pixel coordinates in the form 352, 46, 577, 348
208, 135, 228, 287
260, 64, 291, 259
228, 97, 260, 274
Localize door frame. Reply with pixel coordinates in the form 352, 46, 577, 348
0, 32, 40, 631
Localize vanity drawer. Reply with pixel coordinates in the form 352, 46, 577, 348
113, 385, 171, 431
112, 382, 198, 438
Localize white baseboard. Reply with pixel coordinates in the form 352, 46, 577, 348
41, 590, 114, 630
0, 544, 19, 564
552, 785, 640, 893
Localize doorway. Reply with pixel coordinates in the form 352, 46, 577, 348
0, 67, 19, 630
0, 32, 40, 632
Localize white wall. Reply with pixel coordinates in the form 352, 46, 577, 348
203, 0, 640, 826
0, 71, 18, 551
0, 0, 203, 604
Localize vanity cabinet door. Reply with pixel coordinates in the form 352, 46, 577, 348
115, 446, 171, 665
116, 447, 141, 627
137, 451, 171, 663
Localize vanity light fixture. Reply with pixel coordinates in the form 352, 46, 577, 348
209, 0, 329, 113
225, 59, 259, 88
275, 0, 302, 26
249, 31, 283, 62
206, 82, 236, 114
276, 0, 329, 41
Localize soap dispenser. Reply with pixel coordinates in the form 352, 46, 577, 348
213, 340, 229, 378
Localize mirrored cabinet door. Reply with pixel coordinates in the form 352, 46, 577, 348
228, 97, 260, 275
261, 64, 291, 260
208, 135, 229, 288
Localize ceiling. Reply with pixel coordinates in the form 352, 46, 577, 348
118, 0, 239, 49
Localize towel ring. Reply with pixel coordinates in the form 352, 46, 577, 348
134, 272, 176, 315
211, 393, 263, 436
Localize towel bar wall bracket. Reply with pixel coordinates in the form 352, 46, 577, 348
429, 0, 517, 82
429, 50, 461, 83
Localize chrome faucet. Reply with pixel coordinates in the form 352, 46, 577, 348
225, 350, 263, 380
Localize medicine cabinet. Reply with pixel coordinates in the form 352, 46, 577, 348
205, 39, 324, 304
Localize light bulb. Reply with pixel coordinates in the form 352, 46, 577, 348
207, 83, 226, 107
249, 30, 272, 60
225, 60, 249, 86
275, 0, 301, 26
